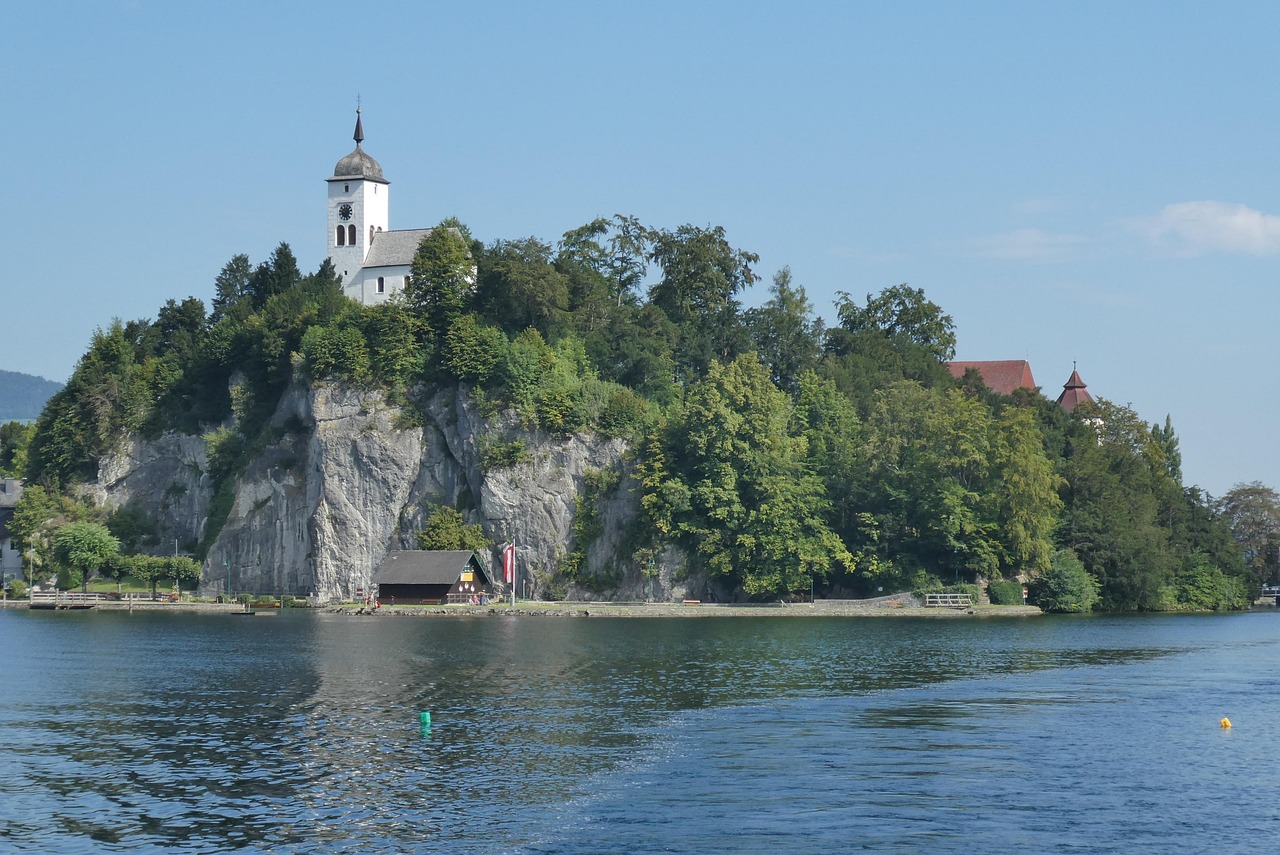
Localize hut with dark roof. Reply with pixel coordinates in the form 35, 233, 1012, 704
372, 551, 493, 605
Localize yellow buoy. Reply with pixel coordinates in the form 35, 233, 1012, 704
1220, 717, 1232, 729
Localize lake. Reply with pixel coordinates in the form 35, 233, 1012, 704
1, 608, 1277, 853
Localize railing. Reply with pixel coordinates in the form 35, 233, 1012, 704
29, 591, 104, 607
923, 593, 973, 608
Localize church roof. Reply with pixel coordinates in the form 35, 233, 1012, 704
946, 360, 1037, 395
1056, 369, 1095, 413
362, 228, 434, 269
328, 108, 388, 184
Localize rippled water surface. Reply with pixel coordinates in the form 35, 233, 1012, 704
2, 608, 1278, 852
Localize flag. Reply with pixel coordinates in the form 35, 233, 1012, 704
503, 543, 515, 584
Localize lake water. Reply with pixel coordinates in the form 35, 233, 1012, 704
1, 608, 1278, 853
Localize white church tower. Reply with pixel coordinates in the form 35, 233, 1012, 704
327, 109, 389, 295
326, 109, 437, 305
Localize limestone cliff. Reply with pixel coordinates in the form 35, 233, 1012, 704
89, 383, 687, 602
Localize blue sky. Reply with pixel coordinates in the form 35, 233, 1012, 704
7, 1, 1279, 496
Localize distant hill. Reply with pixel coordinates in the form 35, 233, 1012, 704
0, 370, 62, 422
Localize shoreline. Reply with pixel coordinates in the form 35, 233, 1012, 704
327, 595, 1045, 619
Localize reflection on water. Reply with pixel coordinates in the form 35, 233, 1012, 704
0, 609, 1276, 852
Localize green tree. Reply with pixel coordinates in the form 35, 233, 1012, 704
1029, 548, 1099, 613
832, 284, 956, 362
0, 421, 34, 477
405, 224, 475, 336
640, 355, 852, 599
211, 253, 253, 322
1216, 481, 1280, 586
245, 243, 302, 308
53, 521, 120, 593
417, 506, 491, 554
744, 268, 823, 395
647, 224, 758, 380
475, 237, 570, 338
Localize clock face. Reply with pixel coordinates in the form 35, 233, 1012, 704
338, 203, 354, 221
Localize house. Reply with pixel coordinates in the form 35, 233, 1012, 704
948, 360, 1097, 414
372, 550, 493, 604
946, 360, 1037, 395
0, 478, 23, 587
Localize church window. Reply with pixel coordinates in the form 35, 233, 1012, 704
344, 184, 349, 192
377, 277, 385, 293
336, 226, 345, 246
348, 225, 356, 245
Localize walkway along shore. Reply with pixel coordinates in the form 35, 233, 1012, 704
326, 594, 1044, 618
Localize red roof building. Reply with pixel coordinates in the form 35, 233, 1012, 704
945, 360, 1038, 395
1055, 369, 1094, 413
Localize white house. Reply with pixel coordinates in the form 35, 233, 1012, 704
327, 109, 433, 305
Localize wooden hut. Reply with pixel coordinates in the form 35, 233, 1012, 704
372, 550, 493, 604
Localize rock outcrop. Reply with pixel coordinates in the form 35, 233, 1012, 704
90, 382, 661, 602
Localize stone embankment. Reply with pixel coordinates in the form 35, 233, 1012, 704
327, 594, 1043, 618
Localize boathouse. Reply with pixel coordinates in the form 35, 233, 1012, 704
372, 550, 493, 604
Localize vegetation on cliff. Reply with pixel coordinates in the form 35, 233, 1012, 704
5, 216, 1266, 610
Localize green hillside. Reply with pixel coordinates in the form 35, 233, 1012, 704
0, 369, 62, 422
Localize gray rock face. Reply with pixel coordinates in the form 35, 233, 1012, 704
91, 383, 652, 602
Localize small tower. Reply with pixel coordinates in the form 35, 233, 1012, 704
1056, 366, 1094, 413
326, 108, 390, 292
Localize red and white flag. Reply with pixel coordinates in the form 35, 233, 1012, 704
503, 543, 515, 584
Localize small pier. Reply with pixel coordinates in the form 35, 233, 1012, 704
29, 592, 103, 610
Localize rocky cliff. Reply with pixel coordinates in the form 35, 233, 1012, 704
88, 382, 689, 602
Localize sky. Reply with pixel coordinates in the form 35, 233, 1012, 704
5, 1, 1279, 497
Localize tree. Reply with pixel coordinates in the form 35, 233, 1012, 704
211, 254, 253, 322
245, 243, 302, 308
0, 421, 33, 477
53, 521, 120, 593
640, 354, 852, 599
1217, 481, 1280, 586
417, 506, 491, 554
744, 268, 823, 395
405, 224, 475, 337
648, 224, 759, 380
833, 284, 956, 362
1029, 548, 1099, 613
475, 237, 570, 338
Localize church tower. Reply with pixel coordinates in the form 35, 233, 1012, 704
326, 108, 389, 291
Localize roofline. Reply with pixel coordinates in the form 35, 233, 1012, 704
326, 176, 391, 185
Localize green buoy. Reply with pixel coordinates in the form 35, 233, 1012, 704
420, 711, 432, 735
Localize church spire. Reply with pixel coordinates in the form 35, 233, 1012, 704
353, 107, 364, 146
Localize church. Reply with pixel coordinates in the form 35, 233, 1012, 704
326, 110, 432, 305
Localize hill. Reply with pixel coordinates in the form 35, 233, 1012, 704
0, 369, 62, 422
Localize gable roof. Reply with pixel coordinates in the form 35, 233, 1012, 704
1056, 369, 1095, 413
362, 228, 434, 269
373, 550, 492, 586
946, 360, 1038, 395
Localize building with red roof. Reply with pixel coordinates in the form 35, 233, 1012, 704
1055, 369, 1094, 413
945, 360, 1037, 396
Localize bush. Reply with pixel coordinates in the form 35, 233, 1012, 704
481, 437, 528, 471
6, 579, 28, 599
987, 580, 1024, 605
1029, 549, 1099, 613
236, 592, 254, 604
